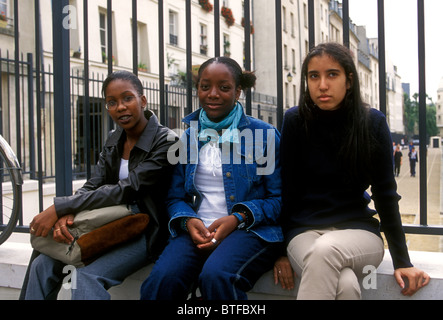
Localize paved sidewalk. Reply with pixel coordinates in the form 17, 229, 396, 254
367, 147, 442, 252
395, 147, 442, 252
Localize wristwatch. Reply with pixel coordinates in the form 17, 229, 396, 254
232, 212, 246, 229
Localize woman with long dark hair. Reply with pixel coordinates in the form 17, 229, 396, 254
275, 43, 429, 299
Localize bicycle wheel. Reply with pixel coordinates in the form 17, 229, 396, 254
0, 135, 22, 245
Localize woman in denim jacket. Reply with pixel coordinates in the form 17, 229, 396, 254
141, 57, 283, 300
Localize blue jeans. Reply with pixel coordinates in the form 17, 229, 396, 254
25, 234, 148, 300
140, 230, 280, 300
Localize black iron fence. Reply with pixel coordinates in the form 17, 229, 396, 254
0, 0, 441, 236
0, 50, 277, 182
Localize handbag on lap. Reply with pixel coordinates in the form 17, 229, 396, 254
30, 205, 150, 268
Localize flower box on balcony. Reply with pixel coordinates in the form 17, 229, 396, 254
199, 0, 213, 13
241, 18, 254, 34
221, 7, 235, 27
0, 12, 7, 29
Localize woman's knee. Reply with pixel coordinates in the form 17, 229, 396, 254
304, 237, 343, 268
30, 254, 63, 276
199, 261, 229, 286
336, 267, 361, 300
141, 266, 191, 300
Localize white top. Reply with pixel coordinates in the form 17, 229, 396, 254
119, 158, 129, 180
194, 142, 228, 228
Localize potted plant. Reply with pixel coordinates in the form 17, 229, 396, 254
102, 52, 115, 65
138, 62, 148, 72
221, 6, 235, 27
200, 44, 208, 55
73, 47, 81, 58
223, 40, 231, 57
241, 18, 254, 34
198, 0, 213, 13
0, 11, 7, 28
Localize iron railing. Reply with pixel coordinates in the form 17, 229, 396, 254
0, 50, 277, 183
0, 0, 441, 236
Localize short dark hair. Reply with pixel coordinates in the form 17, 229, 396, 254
102, 70, 144, 97
196, 56, 256, 93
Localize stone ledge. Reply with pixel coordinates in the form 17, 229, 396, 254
360, 250, 443, 300
0, 242, 33, 289
1, 243, 442, 300
108, 250, 443, 300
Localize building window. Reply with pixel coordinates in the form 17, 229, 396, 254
200, 24, 208, 55
136, 22, 150, 72
169, 10, 178, 46
285, 82, 289, 107
284, 45, 288, 70
282, 6, 287, 32
99, 11, 108, 63
168, 106, 180, 131
0, 0, 8, 23
0, 0, 14, 30
69, 0, 81, 56
0, 0, 7, 13
223, 34, 231, 57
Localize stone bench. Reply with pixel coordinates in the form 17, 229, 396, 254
106, 250, 443, 300
1, 242, 442, 300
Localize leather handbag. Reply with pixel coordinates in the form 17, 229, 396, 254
30, 205, 150, 268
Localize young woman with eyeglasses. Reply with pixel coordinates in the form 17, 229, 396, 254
22, 70, 176, 300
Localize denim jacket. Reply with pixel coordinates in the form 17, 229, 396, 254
167, 108, 283, 243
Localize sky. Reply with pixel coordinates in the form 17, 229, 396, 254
348, 0, 443, 102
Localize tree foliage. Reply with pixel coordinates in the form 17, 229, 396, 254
403, 93, 438, 139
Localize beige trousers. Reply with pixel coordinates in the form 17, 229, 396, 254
287, 228, 385, 300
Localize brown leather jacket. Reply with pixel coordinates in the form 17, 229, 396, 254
53, 110, 177, 260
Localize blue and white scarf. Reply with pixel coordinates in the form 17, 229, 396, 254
198, 101, 243, 145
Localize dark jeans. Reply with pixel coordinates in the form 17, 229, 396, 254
24, 235, 148, 300
140, 230, 280, 300
410, 159, 417, 176
394, 163, 401, 176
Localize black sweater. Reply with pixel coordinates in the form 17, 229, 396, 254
280, 106, 412, 269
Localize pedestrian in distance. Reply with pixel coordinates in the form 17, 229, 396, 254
394, 144, 403, 177
408, 146, 418, 177
275, 42, 429, 300
408, 141, 414, 153
140, 56, 283, 300
22, 70, 177, 300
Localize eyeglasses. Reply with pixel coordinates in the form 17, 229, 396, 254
105, 95, 138, 110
